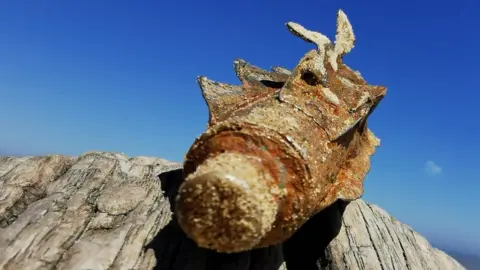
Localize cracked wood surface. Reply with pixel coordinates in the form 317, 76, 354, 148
0, 152, 465, 270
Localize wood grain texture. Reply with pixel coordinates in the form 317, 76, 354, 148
0, 152, 465, 270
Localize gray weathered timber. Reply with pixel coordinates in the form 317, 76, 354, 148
0, 152, 465, 270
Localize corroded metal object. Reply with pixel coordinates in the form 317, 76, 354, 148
175, 9, 387, 253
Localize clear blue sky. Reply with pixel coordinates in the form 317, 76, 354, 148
1, 0, 478, 254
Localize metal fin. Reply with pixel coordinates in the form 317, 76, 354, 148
233, 59, 289, 88
197, 76, 244, 124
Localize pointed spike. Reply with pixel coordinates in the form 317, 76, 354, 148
367, 85, 387, 100
334, 9, 355, 56
285, 22, 331, 51
197, 76, 243, 102
350, 85, 387, 114
271, 66, 292, 76
333, 118, 363, 141
233, 58, 248, 83
197, 76, 245, 124
233, 59, 289, 86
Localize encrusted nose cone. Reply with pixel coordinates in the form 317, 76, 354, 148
175, 153, 277, 253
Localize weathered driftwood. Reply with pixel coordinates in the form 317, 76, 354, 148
0, 152, 465, 270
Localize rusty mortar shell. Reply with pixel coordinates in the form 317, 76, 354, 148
175, 9, 387, 253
